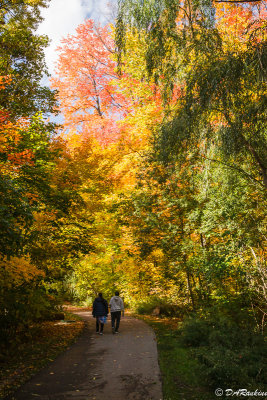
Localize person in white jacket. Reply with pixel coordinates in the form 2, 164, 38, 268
109, 291, 124, 334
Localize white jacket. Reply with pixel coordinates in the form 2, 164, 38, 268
109, 296, 124, 312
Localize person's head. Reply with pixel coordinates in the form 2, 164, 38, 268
115, 291, 119, 296
98, 292, 103, 298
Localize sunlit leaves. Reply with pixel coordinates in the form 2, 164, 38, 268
112, 0, 267, 314
51, 20, 125, 146
0, 0, 56, 117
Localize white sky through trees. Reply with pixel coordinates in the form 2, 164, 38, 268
38, 0, 115, 75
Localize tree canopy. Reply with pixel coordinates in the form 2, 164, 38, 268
1, 2, 266, 385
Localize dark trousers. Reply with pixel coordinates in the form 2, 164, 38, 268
111, 311, 121, 332
96, 318, 104, 332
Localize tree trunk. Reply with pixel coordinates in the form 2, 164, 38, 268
186, 268, 196, 311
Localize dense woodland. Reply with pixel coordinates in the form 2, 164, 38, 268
0, 0, 266, 389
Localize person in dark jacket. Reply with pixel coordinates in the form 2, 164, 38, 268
92, 293, 108, 334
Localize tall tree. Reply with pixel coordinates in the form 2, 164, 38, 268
111, 0, 267, 319
51, 20, 127, 146
116, 0, 267, 188
0, 0, 56, 118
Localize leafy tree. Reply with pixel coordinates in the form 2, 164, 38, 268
51, 19, 126, 146
0, 1, 69, 346
112, 0, 267, 324
0, 0, 56, 118
116, 0, 267, 188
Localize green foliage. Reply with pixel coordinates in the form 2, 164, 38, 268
143, 316, 214, 400
0, 4, 266, 393
0, 0, 83, 351
181, 317, 210, 347
0, 175, 33, 257
117, 0, 267, 187
117, 0, 216, 93
0, 114, 59, 258
0, 282, 61, 352
181, 313, 266, 388
0, 0, 56, 117
136, 296, 188, 317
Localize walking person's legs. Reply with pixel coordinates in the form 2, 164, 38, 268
96, 318, 100, 333
111, 312, 116, 333
115, 311, 121, 333
100, 322, 104, 333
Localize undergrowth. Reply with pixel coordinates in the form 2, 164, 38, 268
181, 316, 266, 390
138, 299, 267, 399
140, 315, 214, 400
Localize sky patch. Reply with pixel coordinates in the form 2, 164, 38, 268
38, 0, 115, 75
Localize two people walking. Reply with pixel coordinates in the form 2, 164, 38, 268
92, 291, 124, 335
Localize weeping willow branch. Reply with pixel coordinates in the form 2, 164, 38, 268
202, 156, 265, 188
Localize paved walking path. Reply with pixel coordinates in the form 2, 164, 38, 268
11, 312, 163, 400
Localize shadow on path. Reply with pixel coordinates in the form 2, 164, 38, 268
9, 312, 163, 400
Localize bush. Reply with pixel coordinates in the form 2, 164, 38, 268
180, 317, 210, 347
0, 283, 62, 355
136, 296, 187, 317
135, 296, 159, 314
180, 314, 267, 388
195, 346, 248, 387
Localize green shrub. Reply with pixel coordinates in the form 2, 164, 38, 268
136, 297, 159, 314
181, 317, 210, 347
180, 314, 266, 388
0, 283, 62, 354
136, 296, 187, 317
195, 346, 249, 387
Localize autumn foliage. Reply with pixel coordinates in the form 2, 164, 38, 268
51, 20, 125, 145
1, 2, 266, 392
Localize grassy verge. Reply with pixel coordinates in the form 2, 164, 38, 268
0, 312, 85, 399
139, 315, 215, 400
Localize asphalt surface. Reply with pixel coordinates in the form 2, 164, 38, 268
10, 312, 163, 400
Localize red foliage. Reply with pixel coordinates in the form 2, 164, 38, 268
51, 20, 130, 146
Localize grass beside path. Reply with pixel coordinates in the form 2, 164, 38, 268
0, 311, 85, 399
140, 315, 215, 400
